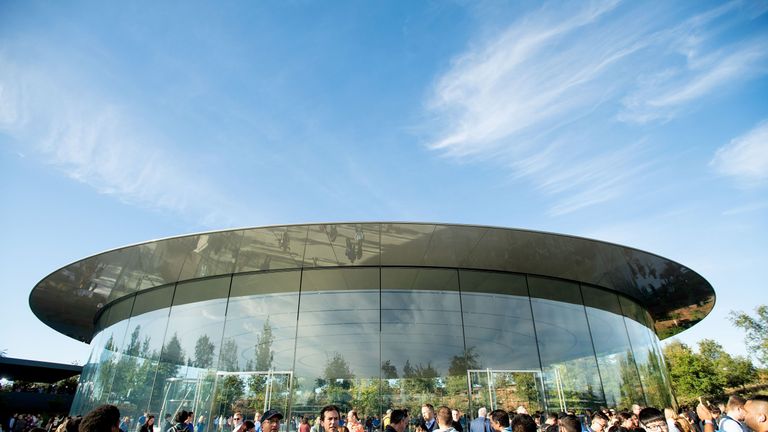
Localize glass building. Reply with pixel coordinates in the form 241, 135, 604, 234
30, 223, 715, 428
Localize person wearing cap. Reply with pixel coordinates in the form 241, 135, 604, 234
260, 410, 284, 432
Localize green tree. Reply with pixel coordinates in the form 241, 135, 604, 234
219, 339, 240, 372
381, 360, 398, 379
729, 305, 768, 366
194, 334, 216, 369
697, 339, 757, 389
253, 319, 275, 371
663, 340, 724, 404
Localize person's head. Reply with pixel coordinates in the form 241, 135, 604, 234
744, 396, 768, 432
510, 414, 536, 432
436, 407, 452, 429
710, 406, 721, 417
147, 416, 155, 426
260, 410, 283, 432
726, 396, 747, 421
545, 413, 557, 425
165, 415, 172, 422
348, 411, 359, 423
198, 417, 205, 424
638, 408, 666, 432
591, 412, 609, 432
631, 406, 642, 417
244, 421, 255, 432
616, 413, 632, 429
321, 405, 341, 432
478, 408, 488, 419
390, 410, 409, 432
301, 418, 309, 425
79, 405, 120, 432
452, 410, 462, 423
489, 410, 509, 432
422, 405, 435, 422
559, 416, 581, 432
176, 412, 191, 425
516, 407, 528, 415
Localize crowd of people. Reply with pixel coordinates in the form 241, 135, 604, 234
5, 394, 768, 432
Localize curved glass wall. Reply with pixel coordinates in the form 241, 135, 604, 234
72, 268, 672, 428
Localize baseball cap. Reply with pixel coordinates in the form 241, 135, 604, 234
260, 410, 284, 423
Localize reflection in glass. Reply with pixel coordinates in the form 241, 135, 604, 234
529, 277, 605, 410
294, 268, 380, 421
460, 271, 544, 413
582, 285, 645, 407
381, 268, 466, 417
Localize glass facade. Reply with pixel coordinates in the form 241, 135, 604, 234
72, 268, 674, 427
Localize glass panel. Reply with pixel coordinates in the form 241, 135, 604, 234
178, 231, 244, 280
134, 237, 199, 290
381, 268, 465, 417
70, 329, 106, 415
619, 297, 665, 407
235, 226, 308, 272
582, 285, 645, 408
152, 277, 230, 427
421, 225, 487, 268
211, 271, 301, 429
380, 224, 436, 266
528, 276, 605, 411
91, 296, 135, 410
460, 271, 544, 413
115, 286, 174, 418
293, 268, 380, 422
304, 224, 380, 267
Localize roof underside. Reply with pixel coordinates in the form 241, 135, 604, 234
29, 222, 715, 342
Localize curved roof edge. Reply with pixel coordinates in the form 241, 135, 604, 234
29, 222, 716, 342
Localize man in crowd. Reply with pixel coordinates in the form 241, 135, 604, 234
163, 415, 173, 432
488, 410, 510, 432
559, 416, 582, 432
471, 408, 491, 432
420, 405, 438, 432
638, 408, 668, 432
452, 410, 464, 432
542, 413, 558, 432
384, 410, 409, 432
79, 405, 121, 432
259, 410, 283, 432
589, 412, 609, 432
720, 396, 747, 432
511, 414, 537, 432
321, 405, 342, 432
744, 395, 768, 432
253, 413, 262, 432
433, 407, 458, 432
233, 413, 244, 432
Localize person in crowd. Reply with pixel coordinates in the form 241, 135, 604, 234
232, 414, 244, 432
163, 415, 173, 432
384, 410, 409, 432
310, 417, 322, 432
720, 396, 747, 432
243, 421, 255, 432
590, 413, 609, 432
300, 418, 310, 432
119, 418, 130, 432
511, 415, 537, 432
253, 414, 261, 432
169, 412, 191, 432
470, 409, 491, 432
79, 405, 120, 432
140, 416, 154, 432
541, 413, 557, 432
259, 411, 283, 432
433, 407, 457, 432
560, 416, 582, 432
639, 408, 668, 432
744, 395, 768, 432
137, 414, 148, 432
195, 417, 206, 432
321, 405, 342, 432
347, 412, 364, 432
488, 410, 510, 432
452, 410, 464, 432
663, 409, 681, 432
383, 411, 393, 431
420, 405, 437, 432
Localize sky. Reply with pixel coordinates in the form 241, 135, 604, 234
1, 0, 767, 367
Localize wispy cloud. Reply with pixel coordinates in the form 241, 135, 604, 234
710, 119, 768, 186
424, 0, 768, 215
0, 55, 248, 227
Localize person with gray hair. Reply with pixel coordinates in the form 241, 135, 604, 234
470, 409, 490, 432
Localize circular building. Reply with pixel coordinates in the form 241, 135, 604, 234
30, 223, 715, 425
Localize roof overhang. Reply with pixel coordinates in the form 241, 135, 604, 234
29, 222, 715, 342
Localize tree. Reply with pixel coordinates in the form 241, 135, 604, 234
219, 339, 240, 372
253, 319, 275, 371
194, 334, 216, 369
697, 339, 756, 389
663, 340, 724, 404
730, 305, 768, 366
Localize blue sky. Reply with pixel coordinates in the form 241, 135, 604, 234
1, 0, 767, 366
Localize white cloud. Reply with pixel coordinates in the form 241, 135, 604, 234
711, 120, 768, 186
0, 55, 248, 227
424, 0, 768, 215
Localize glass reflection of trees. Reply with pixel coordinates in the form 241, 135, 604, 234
73, 267, 675, 423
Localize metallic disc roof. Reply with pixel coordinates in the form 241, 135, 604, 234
29, 222, 715, 343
